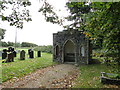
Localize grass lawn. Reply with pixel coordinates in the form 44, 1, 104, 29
1, 47, 119, 88
73, 64, 119, 88
2, 53, 56, 82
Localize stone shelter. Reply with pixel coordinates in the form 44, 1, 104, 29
53, 29, 92, 65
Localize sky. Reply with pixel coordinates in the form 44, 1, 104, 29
1, 0, 70, 46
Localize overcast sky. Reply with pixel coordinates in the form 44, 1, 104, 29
1, 0, 70, 46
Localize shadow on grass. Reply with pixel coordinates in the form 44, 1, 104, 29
90, 59, 101, 64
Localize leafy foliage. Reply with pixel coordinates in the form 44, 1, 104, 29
65, 2, 120, 74
34, 45, 53, 53
0, 28, 6, 39
0, 0, 32, 29
0, 41, 38, 47
38, 0, 63, 25
21, 42, 38, 47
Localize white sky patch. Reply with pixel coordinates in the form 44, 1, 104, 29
1, 0, 70, 45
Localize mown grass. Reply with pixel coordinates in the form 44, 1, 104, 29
73, 64, 118, 88
2, 53, 56, 82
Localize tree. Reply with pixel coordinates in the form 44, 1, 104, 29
38, 0, 63, 25
34, 45, 53, 53
0, 0, 32, 29
0, 0, 62, 28
15, 42, 21, 47
65, 2, 120, 74
0, 28, 5, 40
1, 41, 8, 47
21, 42, 38, 47
7, 41, 14, 46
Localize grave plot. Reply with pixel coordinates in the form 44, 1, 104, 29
1, 47, 42, 63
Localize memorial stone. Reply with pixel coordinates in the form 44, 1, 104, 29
29, 50, 34, 58
2, 49, 7, 59
28, 49, 31, 55
13, 51, 17, 57
6, 52, 14, 62
20, 50, 26, 60
38, 51, 41, 57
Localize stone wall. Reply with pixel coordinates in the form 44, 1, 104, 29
53, 29, 92, 65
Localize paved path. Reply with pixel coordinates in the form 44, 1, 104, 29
2, 64, 79, 88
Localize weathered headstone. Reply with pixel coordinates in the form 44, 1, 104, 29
6, 52, 14, 62
20, 50, 26, 60
13, 51, 17, 57
38, 51, 41, 57
2, 49, 7, 59
29, 50, 34, 58
28, 49, 31, 55
8, 47, 13, 52
11, 47, 14, 51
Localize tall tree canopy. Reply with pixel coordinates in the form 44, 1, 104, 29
65, 1, 120, 74
0, 0, 32, 29
38, 0, 63, 25
0, 0, 62, 28
0, 0, 62, 40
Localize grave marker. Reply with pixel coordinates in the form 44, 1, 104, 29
29, 50, 34, 58
38, 51, 41, 57
2, 49, 7, 59
28, 49, 31, 55
6, 52, 14, 62
20, 50, 26, 60
13, 51, 17, 57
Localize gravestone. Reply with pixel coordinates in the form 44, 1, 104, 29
20, 50, 26, 60
6, 52, 14, 62
13, 51, 17, 57
2, 49, 7, 59
28, 49, 32, 55
29, 50, 34, 58
8, 47, 13, 52
38, 51, 41, 57
5, 47, 15, 62
11, 47, 14, 51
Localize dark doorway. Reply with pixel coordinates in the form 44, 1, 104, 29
64, 40, 75, 62
56, 45, 59, 57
